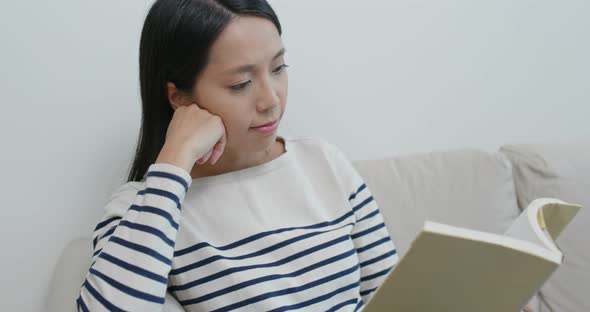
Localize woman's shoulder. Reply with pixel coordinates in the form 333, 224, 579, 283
284, 135, 353, 173
283, 135, 341, 155
285, 135, 363, 195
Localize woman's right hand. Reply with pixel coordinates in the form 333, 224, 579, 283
156, 103, 227, 173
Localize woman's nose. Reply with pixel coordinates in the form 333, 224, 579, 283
256, 77, 280, 112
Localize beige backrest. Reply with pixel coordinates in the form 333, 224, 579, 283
501, 143, 590, 312
353, 148, 521, 257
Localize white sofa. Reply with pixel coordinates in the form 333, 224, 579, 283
47, 143, 589, 311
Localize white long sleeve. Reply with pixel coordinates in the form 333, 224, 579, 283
326, 141, 399, 309
77, 163, 192, 311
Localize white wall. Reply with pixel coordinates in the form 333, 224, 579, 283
273, 0, 590, 159
0, 0, 588, 311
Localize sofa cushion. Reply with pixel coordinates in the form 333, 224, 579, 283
352, 148, 521, 257
501, 144, 590, 312
46, 238, 92, 312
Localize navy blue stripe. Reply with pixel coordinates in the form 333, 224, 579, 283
129, 204, 179, 230
110, 236, 172, 266
357, 208, 379, 222
176, 248, 357, 303
96, 207, 178, 247
76, 296, 89, 312
360, 266, 393, 282
349, 184, 367, 201
171, 222, 354, 276
99, 252, 168, 284
94, 216, 121, 232
352, 196, 374, 213
326, 298, 358, 312
92, 236, 98, 250
146, 170, 189, 192
357, 237, 391, 254
172, 235, 350, 291
92, 248, 102, 258
267, 280, 361, 312
89, 268, 165, 304
97, 226, 117, 245
174, 210, 355, 257
354, 299, 364, 312
119, 220, 175, 247
360, 250, 397, 268
137, 188, 181, 209
212, 263, 361, 312
360, 287, 377, 296
83, 280, 125, 312
351, 222, 385, 240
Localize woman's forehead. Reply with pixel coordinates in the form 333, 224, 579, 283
206, 15, 283, 71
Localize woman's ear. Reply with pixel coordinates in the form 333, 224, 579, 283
166, 82, 187, 111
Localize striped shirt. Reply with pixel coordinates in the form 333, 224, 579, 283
77, 136, 398, 311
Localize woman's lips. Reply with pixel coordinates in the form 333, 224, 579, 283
251, 120, 279, 134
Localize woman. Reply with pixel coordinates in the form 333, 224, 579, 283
78, 0, 396, 310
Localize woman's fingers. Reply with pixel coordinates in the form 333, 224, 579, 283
210, 127, 227, 165
197, 149, 213, 164
196, 126, 226, 166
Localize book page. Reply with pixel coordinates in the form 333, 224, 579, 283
504, 203, 550, 249
542, 202, 582, 240
504, 198, 581, 256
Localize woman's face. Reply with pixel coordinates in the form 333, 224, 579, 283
192, 15, 288, 155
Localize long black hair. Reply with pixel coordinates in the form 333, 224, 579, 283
127, 0, 282, 182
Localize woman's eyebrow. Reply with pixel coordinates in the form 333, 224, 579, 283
272, 47, 286, 61
225, 47, 286, 75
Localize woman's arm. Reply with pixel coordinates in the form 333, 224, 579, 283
348, 182, 398, 304
325, 141, 399, 304
77, 163, 191, 311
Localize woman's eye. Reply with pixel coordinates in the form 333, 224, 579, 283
230, 80, 251, 91
273, 64, 289, 74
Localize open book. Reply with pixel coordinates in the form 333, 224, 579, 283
363, 198, 582, 312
